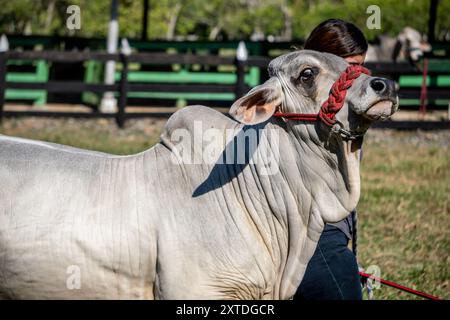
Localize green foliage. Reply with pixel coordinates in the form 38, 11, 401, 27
0, 0, 448, 41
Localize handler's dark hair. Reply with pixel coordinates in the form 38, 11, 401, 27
304, 19, 368, 57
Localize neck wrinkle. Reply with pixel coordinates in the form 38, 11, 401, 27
262, 119, 362, 298
292, 122, 361, 215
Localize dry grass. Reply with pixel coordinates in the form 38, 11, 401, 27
0, 117, 448, 300
0, 117, 166, 155
358, 130, 449, 300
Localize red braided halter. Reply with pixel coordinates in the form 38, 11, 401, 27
273, 65, 371, 126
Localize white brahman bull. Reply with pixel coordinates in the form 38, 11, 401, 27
0, 50, 398, 299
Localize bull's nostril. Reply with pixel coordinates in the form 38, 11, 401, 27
370, 78, 386, 93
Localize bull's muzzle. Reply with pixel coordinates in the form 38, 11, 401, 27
364, 78, 399, 121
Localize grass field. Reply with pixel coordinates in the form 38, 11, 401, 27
0, 117, 448, 300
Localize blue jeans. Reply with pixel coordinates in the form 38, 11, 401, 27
294, 225, 362, 300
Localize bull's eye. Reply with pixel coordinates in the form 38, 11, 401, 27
299, 68, 314, 82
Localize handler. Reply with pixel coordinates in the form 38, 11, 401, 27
294, 19, 368, 300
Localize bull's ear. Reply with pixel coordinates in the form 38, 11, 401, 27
229, 77, 283, 125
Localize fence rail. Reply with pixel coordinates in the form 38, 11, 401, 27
0, 50, 253, 127
0, 50, 449, 129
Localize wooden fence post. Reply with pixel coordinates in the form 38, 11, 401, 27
116, 52, 128, 128
0, 52, 7, 124
235, 41, 248, 99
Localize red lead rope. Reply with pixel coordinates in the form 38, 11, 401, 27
273, 64, 371, 126
359, 271, 442, 300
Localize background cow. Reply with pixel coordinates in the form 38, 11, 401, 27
366, 27, 432, 63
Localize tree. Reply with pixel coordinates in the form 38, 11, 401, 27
0, 0, 447, 42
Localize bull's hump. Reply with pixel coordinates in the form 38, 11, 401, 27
160, 105, 239, 144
